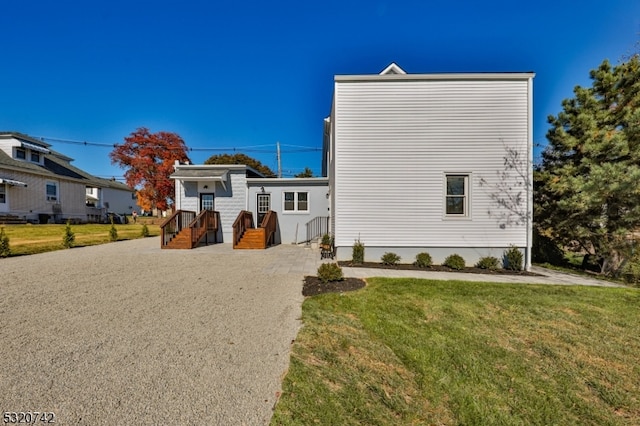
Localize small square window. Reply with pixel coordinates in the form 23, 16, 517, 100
31, 151, 40, 162
16, 148, 26, 159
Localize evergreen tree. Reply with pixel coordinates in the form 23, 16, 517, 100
536, 55, 640, 276
294, 167, 314, 178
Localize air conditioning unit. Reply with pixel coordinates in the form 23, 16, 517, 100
47, 196, 57, 201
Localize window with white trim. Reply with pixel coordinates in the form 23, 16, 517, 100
283, 191, 309, 212
0, 185, 5, 204
445, 175, 469, 216
31, 151, 40, 162
46, 181, 58, 202
15, 148, 26, 160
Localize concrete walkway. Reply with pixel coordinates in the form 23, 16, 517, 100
261, 242, 624, 287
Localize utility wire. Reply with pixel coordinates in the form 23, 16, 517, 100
35, 135, 321, 154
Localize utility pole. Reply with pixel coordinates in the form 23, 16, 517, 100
277, 141, 282, 178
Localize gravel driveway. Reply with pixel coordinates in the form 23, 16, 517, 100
0, 237, 307, 425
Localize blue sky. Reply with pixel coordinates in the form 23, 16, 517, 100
1, 1, 638, 180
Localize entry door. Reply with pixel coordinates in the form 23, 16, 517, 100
200, 193, 215, 211
257, 193, 270, 225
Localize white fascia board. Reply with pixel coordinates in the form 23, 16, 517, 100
246, 177, 329, 185
335, 72, 536, 83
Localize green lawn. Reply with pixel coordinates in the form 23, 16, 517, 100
0, 221, 160, 256
272, 278, 640, 425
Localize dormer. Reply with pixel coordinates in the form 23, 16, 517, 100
0, 132, 51, 165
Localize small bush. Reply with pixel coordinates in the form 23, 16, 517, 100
0, 227, 10, 258
622, 260, 640, 287
141, 224, 150, 237
381, 252, 401, 265
476, 256, 500, 270
414, 252, 433, 268
443, 254, 466, 270
503, 246, 524, 271
62, 220, 75, 248
317, 263, 344, 283
109, 218, 118, 242
321, 233, 331, 246
352, 238, 365, 265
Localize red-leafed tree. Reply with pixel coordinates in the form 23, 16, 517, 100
110, 128, 190, 213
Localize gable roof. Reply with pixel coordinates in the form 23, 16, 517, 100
0, 131, 107, 187
379, 62, 407, 75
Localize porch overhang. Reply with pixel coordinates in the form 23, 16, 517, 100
170, 169, 229, 191
0, 177, 28, 187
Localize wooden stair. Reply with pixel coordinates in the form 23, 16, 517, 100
0, 214, 27, 224
235, 228, 267, 249
163, 228, 194, 249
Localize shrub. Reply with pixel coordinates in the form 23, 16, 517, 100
443, 254, 466, 270
62, 220, 75, 248
141, 224, 150, 237
0, 227, 10, 258
503, 246, 524, 271
476, 256, 500, 270
414, 252, 433, 268
352, 238, 364, 265
381, 252, 401, 266
317, 263, 344, 283
622, 259, 640, 287
321, 233, 331, 246
109, 218, 118, 242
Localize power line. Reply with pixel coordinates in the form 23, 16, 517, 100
34, 135, 321, 154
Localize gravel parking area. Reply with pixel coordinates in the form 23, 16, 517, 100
0, 238, 307, 425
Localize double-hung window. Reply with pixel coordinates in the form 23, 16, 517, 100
283, 191, 309, 213
46, 181, 58, 202
445, 174, 469, 217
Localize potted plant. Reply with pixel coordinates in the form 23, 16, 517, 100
320, 234, 331, 249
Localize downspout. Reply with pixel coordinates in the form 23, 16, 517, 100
526, 75, 534, 271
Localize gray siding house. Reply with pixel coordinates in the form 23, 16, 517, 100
170, 162, 329, 244
324, 63, 535, 268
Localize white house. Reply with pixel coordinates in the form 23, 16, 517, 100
323, 63, 534, 268
0, 132, 135, 223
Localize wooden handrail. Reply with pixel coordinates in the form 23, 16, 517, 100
260, 210, 277, 247
187, 210, 220, 247
160, 210, 195, 247
232, 210, 254, 248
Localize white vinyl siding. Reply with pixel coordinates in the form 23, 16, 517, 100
333, 77, 531, 249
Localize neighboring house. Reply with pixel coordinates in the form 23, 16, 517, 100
0, 132, 134, 223
170, 162, 329, 244
323, 63, 535, 268
93, 178, 139, 216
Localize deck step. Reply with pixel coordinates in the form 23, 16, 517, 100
235, 228, 266, 249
